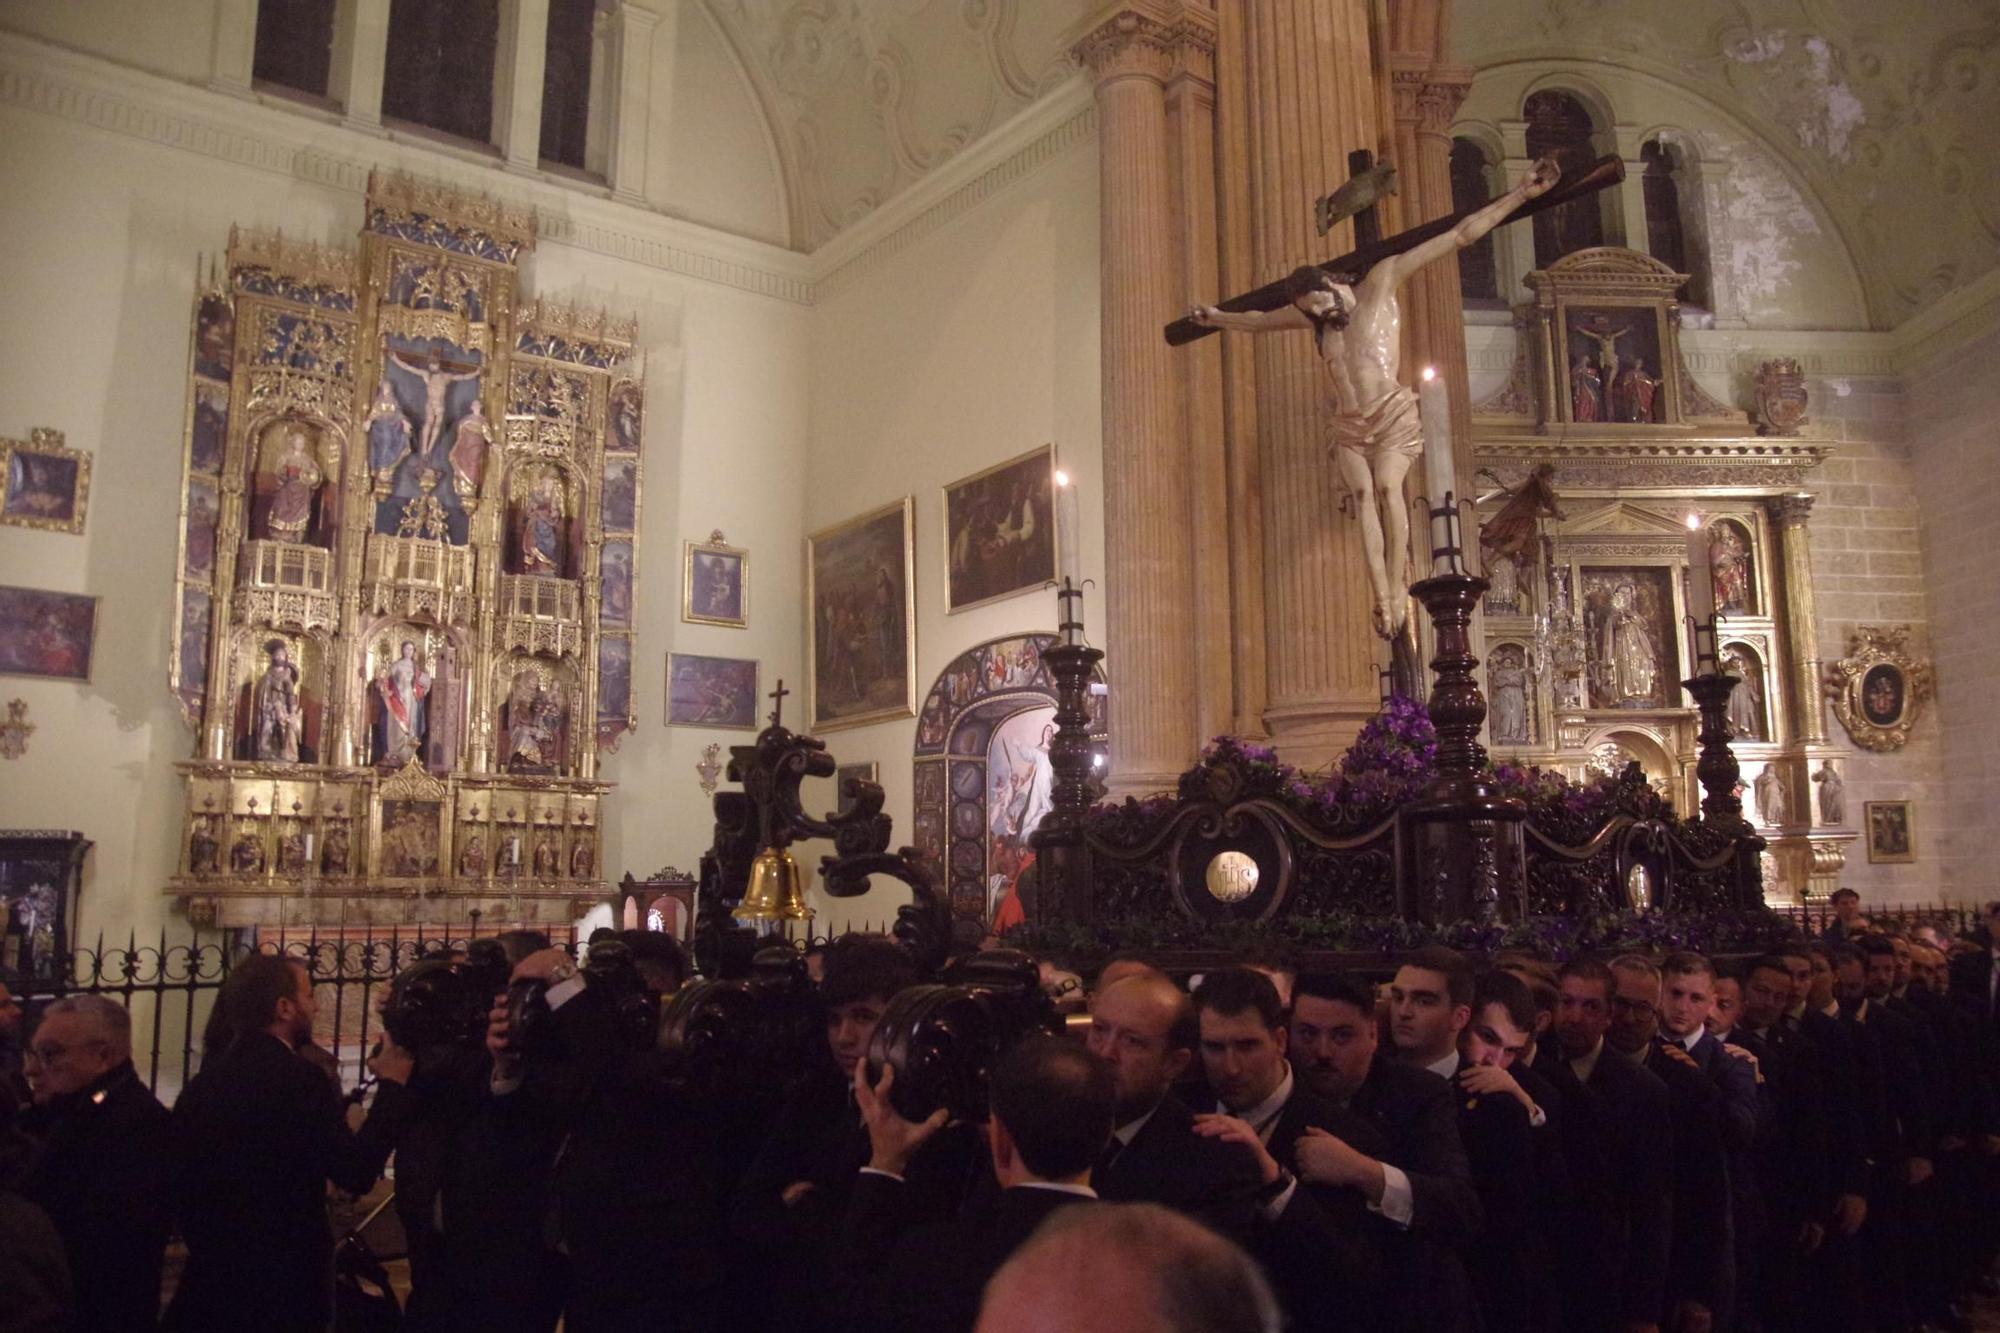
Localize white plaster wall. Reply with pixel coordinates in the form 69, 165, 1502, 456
652, 3, 789, 247
0, 0, 218, 85
801, 137, 1100, 933
0, 85, 808, 943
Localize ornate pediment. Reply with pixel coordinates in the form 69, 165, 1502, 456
378, 757, 449, 802
1561, 501, 1698, 537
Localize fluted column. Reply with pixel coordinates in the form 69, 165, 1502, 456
1077, 11, 1198, 795
1235, 0, 1383, 765
1770, 493, 1827, 743
1389, 65, 1474, 449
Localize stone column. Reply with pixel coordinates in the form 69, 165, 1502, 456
495, 0, 552, 170
1075, 11, 1198, 795
331, 0, 391, 131
604, 0, 664, 204
1770, 493, 1827, 743
1388, 64, 1474, 455
1235, 0, 1384, 765
211, 0, 258, 96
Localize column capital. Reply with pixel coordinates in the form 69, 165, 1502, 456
1073, 5, 1214, 86
1389, 62, 1473, 134
1768, 492, 1815, 527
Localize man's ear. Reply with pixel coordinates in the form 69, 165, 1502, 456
1450, 1005, 1472, 1038
988, 1116, 1016, 1175
1166, 1046, 1193, 1083
1274, 1026, 1289, 1057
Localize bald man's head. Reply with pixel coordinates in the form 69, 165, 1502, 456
977, 1202, 1281, 1333
1086, 975, 1197, 1121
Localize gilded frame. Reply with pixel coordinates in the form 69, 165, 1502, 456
0, 585, 98, 683
1824, 625, 1933, 753
665, 652, 761, 731
1863, 799, 1916, 864
941, 443, 1058, 614
682, 533, 749, 628
807, 496, 917, 732
1, 428, 91, 535
368, 759, 451, 879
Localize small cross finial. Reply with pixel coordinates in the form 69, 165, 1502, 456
768, 679, 791, 728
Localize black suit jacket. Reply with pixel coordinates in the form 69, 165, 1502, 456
165, 1033, 412, 1332
838, 1174, 1092, 1333
21, 1062, 173, 1333
1093, 1091, 1265, 1241
1454, 1070, 1537, 1332
1795, 1007, 1871, 1198
1537, 1042, 1671, 1329
1253, 1083, 1387, 1333
1736, 1024, 1829, 1229
1646, 1042, 1734, 1318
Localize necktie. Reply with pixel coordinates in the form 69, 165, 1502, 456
1093, 1136, 1125, 1182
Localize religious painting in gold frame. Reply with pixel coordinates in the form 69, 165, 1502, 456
941, 444, 1057, 614
1864, 800, 1915, 864
683, 531, 748, 628
1578, 566, 1676, 711
807, 496, 916, 731
1824, 625, 1933, 753
369, 760, 450, 879
1, 428, 90, 535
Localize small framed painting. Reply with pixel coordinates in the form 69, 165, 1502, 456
943, 445, 1056, 614
1864, 800, 1915, 864
0, 586, 97, 682
683, 533, 748, 628
667, 652, 760, 730
2, 429, 90, 535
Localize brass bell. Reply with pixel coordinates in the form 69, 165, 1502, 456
734, 845, 810, 922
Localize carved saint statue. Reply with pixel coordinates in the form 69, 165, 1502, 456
321, 822, 349, 875
375, 640, 432, 766
253, 639, 305, 762
1813, 760, 1845, 825
1710, 523, 1752, 615
388, 349, 481, 458
265, 427, 322, 543
366, 378, 413, 478
189, 819, 219, 874
533, 836, 560, 878
1486, 550, 1521, 611
1478, 464, 1566, 567
1599, 583, 1657, 706
570, 837, 593, 879
457, 833, 487, 879
1489, 652, 1530, 745
1616, 357, 1661, 423
1725, 649, 1765, 740
517, 473, 565, 575
505, 671, 566, 772
1754, 765, 1789, 827
449, 398, 491, 497
383, 806, 438, 876
1570, 353, 1602, 423
231, 830, 265, 874
1189, 158, 1560, 637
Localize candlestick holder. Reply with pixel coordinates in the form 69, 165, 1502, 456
1682, 671, 1753, 835
1683, 613, 1721, 678
1056, 576, 1087, 648
1032, 581, 1103, 922
1421, 492, 1472, 578
1402, 567, 1526, 924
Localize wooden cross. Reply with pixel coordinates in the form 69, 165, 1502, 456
767, 679, 790, 729
1164, 154, 1626, 346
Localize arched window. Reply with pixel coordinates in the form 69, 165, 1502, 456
382, 0, 500, 145
1642, 139, 1709, 306
1450, 137, 1501, 303
254, 0, 337, 99
1523, 90, 1605, 267
539, 0, 598, 170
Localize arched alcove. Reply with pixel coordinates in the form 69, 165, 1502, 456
912, 633, 1108, 926
1524, 88, 1610, 266
1451, 136, 1502, 303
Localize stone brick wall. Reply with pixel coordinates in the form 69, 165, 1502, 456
1802, 374, 1948, 901
1905, 326, 2000, 901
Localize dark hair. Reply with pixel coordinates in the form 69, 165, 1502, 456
990, 1037, 1116, 1179
1774, 943, 1813, 967
1828, 942, 1865, 969
1858, 936, 1896, 962
1557, 957, 1615, 992
1471, 969, 1537, 1036
1400, 947, 1474, 1009
1748, 954, 1794, 982
205, 953, 306, 1056
1661, 951, 1715, 981
1285, 265, 1357, 301
494, 930, 552, 967
621, 930, 688, 992
1830, 888, 1860, 904
820, 935, 920, 1008
1192, 969, 1285, 1031
1292, 971, 1377, 1015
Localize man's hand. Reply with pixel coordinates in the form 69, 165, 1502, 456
1187, 305, 1220, 327
781, 1181, 815, 1208
1295, 1126, 1385, 1200
1192, 1113, 1282, 1185
1656, 1042, 1700, 1071
484, 992, 520, 1079
1458, 1063, 1536, 1116
1521, 156, 1560, 198
1907, 1155, 1934, 1186
1833, 1192, 1868, 1235
853, 1061, 948, 1177
367, 1038, 416, 1087
1722, 1045, 1764, 1083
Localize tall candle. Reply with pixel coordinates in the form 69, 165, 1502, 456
1054, 465, 1082, 587
1685, 514, 1716, 674
1418, 368, 1455, 569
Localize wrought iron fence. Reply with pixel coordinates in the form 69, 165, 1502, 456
1766, 899, 1985, 941
20, 910, 581, 1100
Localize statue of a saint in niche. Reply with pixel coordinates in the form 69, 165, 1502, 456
457, 833, 487, 879
533, 836, 560, 878
1724, 648, 1765, 740
231, 831, 265, 874
1711, 523, 1752, 615
570, 837, 593, 879
265, 427, 322, 543
1755, 765, 1789, 827
1189, 159, 1560, 637
388, 349, 481, 458
189, 819, 219, 874
1571, 353, 1602, 422
1599, 583, 1657, 706
1490, 651, 1530, 745
321, 822, 349, 875
374, 640, 432, 766
505, 670, 565, 772
449, 398, 491, 497
517, 474, 565, 575
1813, 760, 1845, 825
366, 379, 413, 478
253, 639, 305, 762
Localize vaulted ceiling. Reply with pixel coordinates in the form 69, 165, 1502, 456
706, 0, 2000, 329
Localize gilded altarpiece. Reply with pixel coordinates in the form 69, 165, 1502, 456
1470, 248, 1851, 903
166, 177, 640, 927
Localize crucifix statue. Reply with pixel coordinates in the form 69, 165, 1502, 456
1187, 157, 1562, 641
767, 678, 790, 730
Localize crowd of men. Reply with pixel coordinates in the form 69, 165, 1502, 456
0, 901, 1997, 1333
